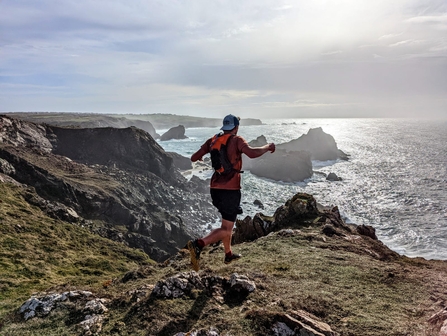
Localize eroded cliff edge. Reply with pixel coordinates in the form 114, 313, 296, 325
0, 115, 215, 261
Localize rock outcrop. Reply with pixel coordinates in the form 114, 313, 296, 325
249, 149, 313, 182
168, 151, 193, 170
0, 115, 216, 261
243, 135, 313, 182
278, 127, 348, 161
160, 125, 188, 141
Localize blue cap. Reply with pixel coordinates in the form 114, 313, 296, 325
221, 114, 240, 131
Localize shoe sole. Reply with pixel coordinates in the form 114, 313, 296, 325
187, 241, 200, 271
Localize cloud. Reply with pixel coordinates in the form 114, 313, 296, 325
0, 0, 446, 118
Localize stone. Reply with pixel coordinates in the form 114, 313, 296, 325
0, 158, 16, 175
254, 199, 264, 209
356, 224, 378, 240
440, 320, 447, 336
151, 272, 206, 299
288, 310, 337, 336
326, 173, 342, 181
78, 314, 105, 335
84, 299, 108, 314
19, 290, 94, 321
160, 125, 188, 141
229, 273, 256, 293
272, 321, 295, 336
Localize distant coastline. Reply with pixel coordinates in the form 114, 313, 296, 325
3, 112, 263, 131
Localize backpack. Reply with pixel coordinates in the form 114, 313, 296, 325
209, 132, 238, 175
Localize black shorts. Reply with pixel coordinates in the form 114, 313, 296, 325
210, 189, 241, 222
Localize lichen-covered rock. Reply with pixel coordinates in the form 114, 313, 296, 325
174, 327, 220, 336
78, 314, 105, 335
19, 291, 93, 321
229, 273, 256, 293
84, 299, 109, 314
151, 272, 255, 300
152, 272, 210, 299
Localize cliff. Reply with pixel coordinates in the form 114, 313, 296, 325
0, 115, 216, 262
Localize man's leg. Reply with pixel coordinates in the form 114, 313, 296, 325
202, 218, 234, 254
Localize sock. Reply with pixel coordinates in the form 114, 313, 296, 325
225, 251, 233, 257
197, 239, 205, 248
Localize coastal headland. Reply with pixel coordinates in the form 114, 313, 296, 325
0, 113, 446, 336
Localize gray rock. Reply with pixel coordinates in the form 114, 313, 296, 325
326, 172, 342, 181
160, 125, 188, 141
78, 314, 105, 335
248, 150, 313, 182
253, 199, 264, 209
229, 273, 256, 293
168, 151, 192, 170
278, 127, 343, 161
19, 290, 93, 321
0, 158, 16, 175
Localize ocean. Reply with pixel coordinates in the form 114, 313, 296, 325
157, 118, 447, 261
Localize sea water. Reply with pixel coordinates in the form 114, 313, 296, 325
158, 118, 447, 260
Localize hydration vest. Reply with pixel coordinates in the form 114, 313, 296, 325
209, 133, 238, 175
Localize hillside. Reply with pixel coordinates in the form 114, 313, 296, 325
0, 115, 216, 261
0, 182, 151, 324
1, 191, 447, 335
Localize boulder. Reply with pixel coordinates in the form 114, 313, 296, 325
160, 125, 188, 141
356, 224, 378, 240
248, 150, 313, 182
277, 127, 342, 161
326, 172, 342, 181
229, 273, 256, 293
253, 199, 264, 209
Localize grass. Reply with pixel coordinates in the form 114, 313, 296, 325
1, 182, 446, 335
0, 183, 152, 325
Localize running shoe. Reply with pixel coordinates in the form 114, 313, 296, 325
187, 240, 202, 271
224, 253, 241, 264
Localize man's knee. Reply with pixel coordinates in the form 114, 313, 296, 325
221, 219, 235, 232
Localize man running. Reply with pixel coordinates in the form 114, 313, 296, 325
187, 114, 275, 271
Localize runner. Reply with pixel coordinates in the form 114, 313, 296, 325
187, 114, 275, 271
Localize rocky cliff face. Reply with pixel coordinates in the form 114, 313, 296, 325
0, 115, 215, 261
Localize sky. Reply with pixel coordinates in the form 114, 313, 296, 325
1, 0, 446, 119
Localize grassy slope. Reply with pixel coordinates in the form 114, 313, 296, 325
1, 182, 447, 335
112, 232, 446, 336
0, 183, 152, 323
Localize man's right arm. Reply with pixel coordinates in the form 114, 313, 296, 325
191, 140, 211, 162
242, 143, 275, 159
